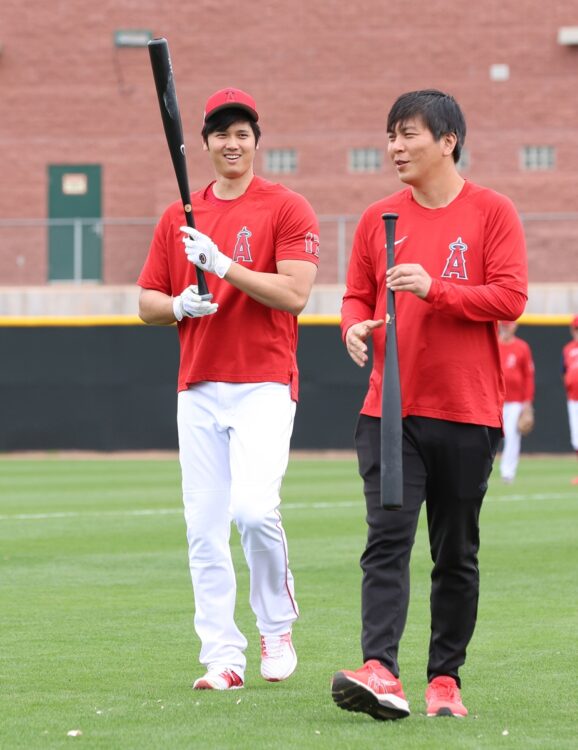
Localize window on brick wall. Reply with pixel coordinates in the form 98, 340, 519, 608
349, 148, 382, 173
520, 145, 555, 171
264, 148, 297, 174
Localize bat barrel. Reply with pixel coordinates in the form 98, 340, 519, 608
148, 37, 211, 299
380, 213, 403, 509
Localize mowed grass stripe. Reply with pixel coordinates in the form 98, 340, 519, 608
0, 491, 574, 522
0, 454, 576, 750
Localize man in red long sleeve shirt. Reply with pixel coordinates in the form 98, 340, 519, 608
498, 321, 535, 483
331, 90, 527, 721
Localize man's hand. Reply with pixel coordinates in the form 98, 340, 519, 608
517, 403, 535, 436
173, 285, 219, 321
386, 263, 432, 299
345, 319, 384, 367
180, 226, 232, 279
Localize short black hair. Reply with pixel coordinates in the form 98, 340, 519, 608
387, 89, 466, 163
201, 107, 261, 145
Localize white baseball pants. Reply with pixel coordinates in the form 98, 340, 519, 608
177, 381, 299, 679
567, 399, 578, 451
500, 401, 524, 481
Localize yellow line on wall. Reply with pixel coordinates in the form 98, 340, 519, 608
0, 313, 573, 327
0, 315, 145, 327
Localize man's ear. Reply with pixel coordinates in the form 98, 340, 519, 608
442, 132, 458, 157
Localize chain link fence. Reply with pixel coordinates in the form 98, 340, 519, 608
1, 213, 578, 287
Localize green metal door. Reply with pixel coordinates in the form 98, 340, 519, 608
48, 165, 102, 281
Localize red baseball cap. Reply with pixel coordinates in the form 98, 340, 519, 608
571, 314, 578, 328
203, 88, 259, 122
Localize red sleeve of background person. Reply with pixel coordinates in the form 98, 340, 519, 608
562, 340, 578, 400
137, 177, 319, 401
499, 337, 535, 402
341, 181, 528, 427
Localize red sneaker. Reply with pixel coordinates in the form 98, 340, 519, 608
425, 676, 468, 717
331, 660, 410, 720
193, 668, 244, 690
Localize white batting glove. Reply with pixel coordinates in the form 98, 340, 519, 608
172, 285, 219, 321
180, 226, 232, 279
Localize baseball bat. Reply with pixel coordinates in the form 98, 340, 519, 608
148, 38, 211, 299
380, 213, 403, 509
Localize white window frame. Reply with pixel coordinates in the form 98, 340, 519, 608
349, 147, 382, 173
264, 148, 297, 174
520, 145, 555, 171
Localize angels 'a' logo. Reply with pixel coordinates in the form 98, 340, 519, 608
304, 232, 320, 257
441, 236, 468, 280
233, 226, 253, 263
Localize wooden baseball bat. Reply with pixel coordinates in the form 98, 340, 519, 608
380, 213, 403, 509
148, 38, 211, 299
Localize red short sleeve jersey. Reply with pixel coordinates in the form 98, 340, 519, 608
562, 340, 578, 400
499, 336, 535, 402
137, 176, 319, 398
341, 181, 528, 427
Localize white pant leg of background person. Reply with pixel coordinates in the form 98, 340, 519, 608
178, 384, 248, 679
500, 401, 524, 481
567, 400, 578, 451
227, 382, 299, 637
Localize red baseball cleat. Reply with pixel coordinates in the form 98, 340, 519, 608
426, 675, 468, 717
331, 660, 410, 720
193, 668, 244, 690
260, 632, 297, 682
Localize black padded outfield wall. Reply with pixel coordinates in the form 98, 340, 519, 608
0, 322, 572, 452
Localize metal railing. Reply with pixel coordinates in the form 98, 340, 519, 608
1, 213, 578, 285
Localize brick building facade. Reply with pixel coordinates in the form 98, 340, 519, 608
1, 0, 577, 298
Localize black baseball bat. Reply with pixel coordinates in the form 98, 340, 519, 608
380, 213, 403, 509
148, 38, 211, 299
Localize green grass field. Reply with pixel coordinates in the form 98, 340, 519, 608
1, 453, 576, 750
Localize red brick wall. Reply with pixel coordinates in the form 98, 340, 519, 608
1, 0, 577, 284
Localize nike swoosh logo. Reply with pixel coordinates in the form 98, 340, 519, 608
394, 236, 408, 246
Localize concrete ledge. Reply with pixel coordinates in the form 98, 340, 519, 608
0, 283, 576, 317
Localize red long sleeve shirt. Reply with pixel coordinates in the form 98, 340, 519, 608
499, 336, 535, 403
341, 181, 528, 427
562, 340, 578, 400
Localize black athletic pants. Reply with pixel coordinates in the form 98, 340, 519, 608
355, 414, 501, 686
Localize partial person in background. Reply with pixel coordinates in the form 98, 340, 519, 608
561, 314, 578, 485
498, 320, 535, 483
137, 88, 319, 690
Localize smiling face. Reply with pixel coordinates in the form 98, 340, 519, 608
203, 120, 257, 181
387, 117, 457, 187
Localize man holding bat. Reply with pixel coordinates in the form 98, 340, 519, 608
331, 90, 527, 719
138, 88, 319, 690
